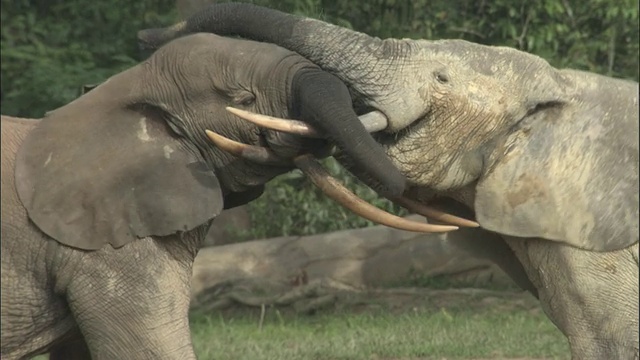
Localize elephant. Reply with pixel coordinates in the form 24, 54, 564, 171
138, 3, 640, 358
1, 31, 469, 359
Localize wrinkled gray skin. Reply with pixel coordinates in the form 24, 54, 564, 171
139, 3, 639, 358
0, 33, 385, 360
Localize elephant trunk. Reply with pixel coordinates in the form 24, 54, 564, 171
137, 2, 409, 108
288, 67, 405, 196
138, 3, 410, 196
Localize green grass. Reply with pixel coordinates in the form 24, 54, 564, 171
190, 306, 570, 360
31, 292, 570, 360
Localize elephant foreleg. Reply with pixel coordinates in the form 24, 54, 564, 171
506, 237, 639, 359
59, 238, 198, 360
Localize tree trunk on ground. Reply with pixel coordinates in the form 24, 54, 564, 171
191, 216, 516, 312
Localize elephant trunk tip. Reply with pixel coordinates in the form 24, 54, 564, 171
338, 154, 406, 198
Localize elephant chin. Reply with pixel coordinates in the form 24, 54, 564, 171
204, 108, 481, 232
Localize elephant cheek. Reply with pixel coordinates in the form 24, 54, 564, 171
384, 142, 432, 185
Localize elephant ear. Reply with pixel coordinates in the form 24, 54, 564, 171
475, 86, 638, 252
15, 102, 223, 250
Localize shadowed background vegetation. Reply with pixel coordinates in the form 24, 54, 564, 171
2, 0, 638, 239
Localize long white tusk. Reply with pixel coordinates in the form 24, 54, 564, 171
392, 196, 480, 228
205, 127, 467, 231
204, 130, 290, 165
226, 107, 320, 137
226, 107, 388, 137
356, 111, 388, 133
294, 154, 458, 233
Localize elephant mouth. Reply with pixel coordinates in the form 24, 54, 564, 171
204, 107, 480, 232
368, 107, 433, 147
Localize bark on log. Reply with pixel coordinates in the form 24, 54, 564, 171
191, 216, 516, 311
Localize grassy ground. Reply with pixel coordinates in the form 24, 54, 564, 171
190, 289, 570, 360
31, 289, 570, 360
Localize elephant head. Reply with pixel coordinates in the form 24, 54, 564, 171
17, 33, 464, 251
138, 3, 639, 252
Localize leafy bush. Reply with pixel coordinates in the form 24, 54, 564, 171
233, 158, 407, 240
315, 0, 639, 80
1, 0, 177, 117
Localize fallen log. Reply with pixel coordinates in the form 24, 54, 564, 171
191, 216, 518, 311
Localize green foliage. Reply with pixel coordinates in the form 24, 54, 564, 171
314, 0, 639, 80
2, 0, 637, 238
232, 157, 407, 239
1, 0, 177, 117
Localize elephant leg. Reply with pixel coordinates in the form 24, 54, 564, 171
506, 237, 639, 359
49, 334, 91, 360
59, 238, 198, 360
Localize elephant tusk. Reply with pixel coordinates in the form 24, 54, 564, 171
204, 130, 290, 165
391, 196, 480, 228
206, 128, 471, 230
226, 107, 388, 136
226, 107, 320, 137
206, 128, 466, 231
356, 111, 388, 133
294, 154, 458, 233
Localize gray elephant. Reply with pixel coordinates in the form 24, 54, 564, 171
139, 3, 640, 358
1, 32, 462, 359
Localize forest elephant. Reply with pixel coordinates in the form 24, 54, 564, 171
138, 3, 640, 359
0, 32, 469, 359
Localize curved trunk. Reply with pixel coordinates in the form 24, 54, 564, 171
288, 67, 404, 196
138, 3, 399, 97
139, 3, 414, 196
138, 3, 425, 132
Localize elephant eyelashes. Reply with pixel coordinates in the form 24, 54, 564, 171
205, 106, 481, 233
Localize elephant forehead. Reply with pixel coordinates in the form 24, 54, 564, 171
424, 40, 553, 74
157, 33, 305, 78
380, 40, 555, 132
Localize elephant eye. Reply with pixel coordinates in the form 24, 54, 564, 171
232, 91, 256, 106
434, 71, 450, 84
